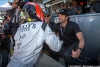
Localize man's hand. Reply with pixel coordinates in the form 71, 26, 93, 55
8, 2, 13, 5
71, 48, 81, 58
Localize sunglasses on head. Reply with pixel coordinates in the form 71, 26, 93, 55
44, 15, 50, 17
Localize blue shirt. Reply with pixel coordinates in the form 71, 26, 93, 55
90, 1, 100, 13
71, 5, 82, 15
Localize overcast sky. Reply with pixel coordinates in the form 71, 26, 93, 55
0, 0, 13, 5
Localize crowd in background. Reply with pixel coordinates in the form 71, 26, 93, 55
0, 0, 100, 67
49, 0, 100, 17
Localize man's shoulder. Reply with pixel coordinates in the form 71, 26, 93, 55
50, 22, 55, 25
54, 23, 60, 27
93, 1, 99, 3
78, 5, 82, 7
52, 23, 60, 30
91, 1, 98, 5
77, 5, 82, 9
68, 21, 76, 24
55, 23, 60, 25
68, 21, 78, 26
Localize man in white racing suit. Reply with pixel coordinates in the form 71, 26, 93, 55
7, 2, 63, 67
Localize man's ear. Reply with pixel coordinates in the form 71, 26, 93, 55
50, 15, 52, 18
66, 16, 68, 20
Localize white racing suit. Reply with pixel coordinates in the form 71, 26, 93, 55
0, 3, 12, 11
7, 21, 63, 67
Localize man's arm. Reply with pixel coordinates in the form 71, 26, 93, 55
71, 32, 85, 58
44, 24, 63, 52
71, 23, 85, 58
73, 23, 85, 49
76, 32, 85, 49
74, 6, 82, 14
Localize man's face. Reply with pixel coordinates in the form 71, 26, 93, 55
63, 4, 68, 8
44, 14, 51, 24
1, 33, 6, 39
58, 14, 68, 23
72, 1, 77, 7
12, 0, 19, 8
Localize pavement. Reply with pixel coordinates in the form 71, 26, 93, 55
38, 53, 65, 67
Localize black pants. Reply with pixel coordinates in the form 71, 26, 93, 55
10, 26, 18, 48
42, 42, 59, 61
59, 43, 78, 65
0, 49, 8, 67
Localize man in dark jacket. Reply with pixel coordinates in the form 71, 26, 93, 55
42, 10, 59, 61
44, 10, 55, 31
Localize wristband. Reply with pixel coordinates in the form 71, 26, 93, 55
74, 47, 82, 52
77, 47, 82, 51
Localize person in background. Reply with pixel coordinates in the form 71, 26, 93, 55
62, 3, 71, 16
10, 0, 22, 42
70, 0, 82, 15
42, 10, 59, 61
0, 32, 11, 67
44, 10, 55, 31
90, 0, 100, 13
0, 0, 22, 45
53, 9, 85, 66
6, 0, 25, 49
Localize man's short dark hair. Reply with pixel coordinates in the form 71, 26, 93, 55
58, 9, 68, 16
